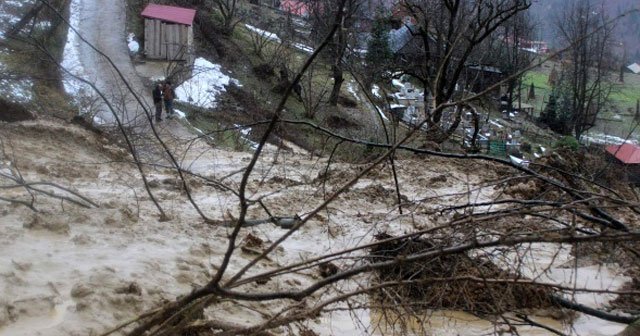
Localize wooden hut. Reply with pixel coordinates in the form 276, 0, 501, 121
606, 143, 640, 185
141, 4, 196, 61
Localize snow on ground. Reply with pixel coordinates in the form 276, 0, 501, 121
61, 0, 93, 103
126, 33, 139, 53
293, 42, 314, 54
0, 63, 34, 103
0, 0, 33, 39
244, 24, 281, 43
580, 132, 638, 146
2, 79, 34, 103
347, 81, 362, 102
176, 57, 240, 109
243, 24, 313, 54
371, 85, 382, 99
392, 79, 405, 88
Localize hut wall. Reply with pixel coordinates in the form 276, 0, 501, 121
144, 19, 193, 61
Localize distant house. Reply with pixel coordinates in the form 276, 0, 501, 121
280, 0, 308, 17
463, 64, 505, 95
387, 25, 504, 96
141, 4, 196, 61
605, 143, 640, 184
626, 63, 640, 75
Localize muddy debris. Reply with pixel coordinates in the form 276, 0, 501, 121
504, 180, 539, 199
428, 174, 448, 185
243, 232, 264, 249
71, 283, 94, 298
115, 282, 143, 296
24, 213, 70, 235
369, 233, 560, 315
318, 262, 339, 278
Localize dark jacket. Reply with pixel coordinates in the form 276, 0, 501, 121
163, 85, 175, 101
152, 87, 163, 103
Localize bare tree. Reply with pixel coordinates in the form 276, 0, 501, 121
6, 1, 640, 335
551, 0, 615, 139
306, 0, 361, 106
397, 0, 531, 142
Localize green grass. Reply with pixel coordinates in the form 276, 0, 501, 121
523, 72, 551, 91
523, 68, 640, 113
610, 83, 640, 112
521, 64, 640, 137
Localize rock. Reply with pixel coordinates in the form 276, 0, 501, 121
70, 283, 94, 298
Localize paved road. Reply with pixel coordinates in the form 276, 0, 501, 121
75, 0, 150, 125
70, 0, 228, 174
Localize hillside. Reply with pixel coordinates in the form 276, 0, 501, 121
530, 0, 640, 60
1, 0, 640, 335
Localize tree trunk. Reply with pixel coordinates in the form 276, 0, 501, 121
328, 65, 343, 106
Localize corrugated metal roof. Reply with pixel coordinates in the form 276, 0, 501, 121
141, 4, 196, 26
606, 143, 640, 164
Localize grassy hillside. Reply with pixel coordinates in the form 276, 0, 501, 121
522, 62, 640, 137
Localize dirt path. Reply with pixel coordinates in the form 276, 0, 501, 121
75, 0, 149, 125
72, 0, 237, 174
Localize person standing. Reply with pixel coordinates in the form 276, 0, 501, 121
152, 83, 163, 122
163, 81, 175, 119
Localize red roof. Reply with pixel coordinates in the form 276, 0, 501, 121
280, 0, 309, 17
141, 4, 196, 26
606, 143, 640, 164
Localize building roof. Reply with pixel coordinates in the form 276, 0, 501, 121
627, 63, 640, 74
388, 25, 413, 53
141, 4, 196, 26
606, 143, 640, 164
280, 0, 309, 17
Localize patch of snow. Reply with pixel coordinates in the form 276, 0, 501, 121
176, 58, 240, 109
92, 115, 106, 125
346, 82, 361, 102
371, 85, 382, 99
580, 133, 638, 146
5, 0, 34, 8
61, 0, 94, 108
391, 79, 405, 88
376, 107, 389, 121
244, 24, 281, 43
489, 120, 504, 128
0, 13, 20, 31
127, 33, 139, 53
150, 75, 166, 83
34, 21, 52, 31
389, 104, 405, 109
293, 42, 313, 54
0, 61, 34, 103
174, 109, 186, 119
508, 155, 529, 167
235, 124, 258, 150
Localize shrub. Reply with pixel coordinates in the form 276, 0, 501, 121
554, 136, 579, 151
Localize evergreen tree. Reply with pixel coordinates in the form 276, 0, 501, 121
528, 82, 535, 100
365, 16, 392, 85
